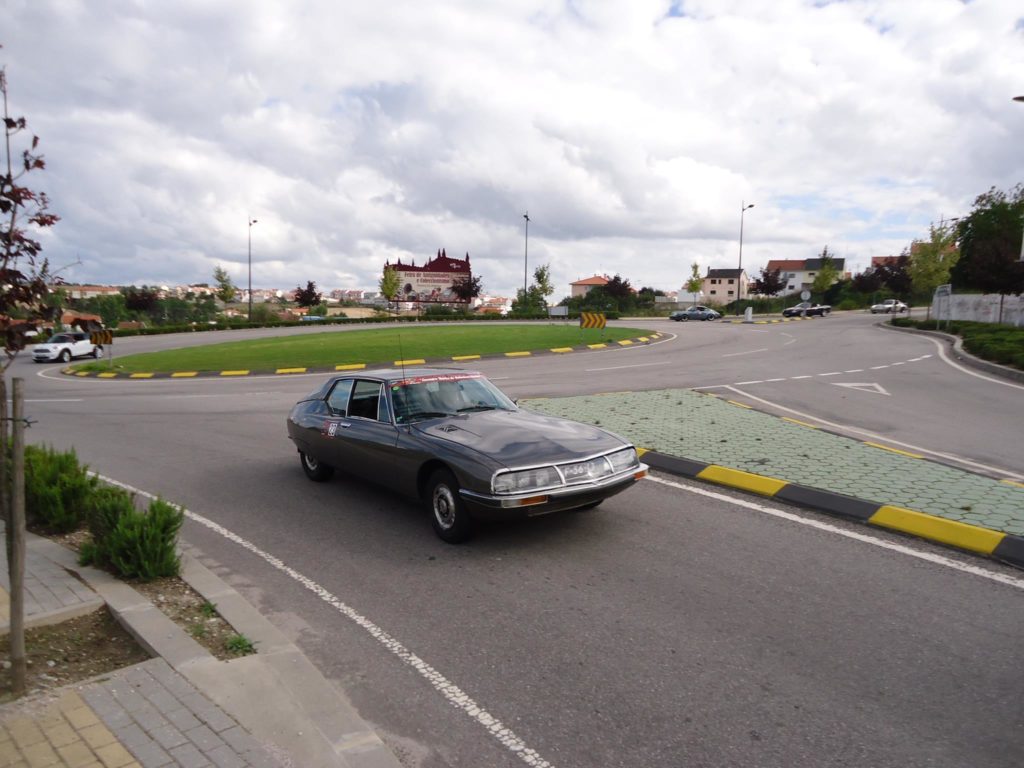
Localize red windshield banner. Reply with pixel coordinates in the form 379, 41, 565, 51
392, 373, 482, 388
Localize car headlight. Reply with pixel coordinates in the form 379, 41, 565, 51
493, 466, 561, 494
606, 447, 640, 473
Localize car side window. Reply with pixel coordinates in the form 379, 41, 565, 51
378, 390, 392, 423
348, 380, 382, 420
326, 379, 354, 416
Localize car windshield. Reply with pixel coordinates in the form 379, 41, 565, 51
391, 373, 516, 424
46, 334, 72, 343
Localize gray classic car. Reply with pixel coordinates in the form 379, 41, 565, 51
286, 368, 648, 542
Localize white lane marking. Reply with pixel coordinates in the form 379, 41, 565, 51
93, 475, 555, 768
764, 378, 786, 383
646, 475, 1024, 591
833, 382, 891, 396
722, 386, 1024, 481
585, 361, 672, 372
926, 337, 1024, 391
871, 365, 889, 370
735, 380, 764, 385
722, 348, 769, 357
790, 375, 813, 380
891, 361, 905, 366
817, 372, 842, 377
25, 398, 84, 403
844, 369, 864, 373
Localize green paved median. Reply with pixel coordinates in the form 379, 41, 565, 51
523, 388, 1024, 538
71, 325, 654, 374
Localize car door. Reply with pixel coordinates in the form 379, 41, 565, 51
71, 332, 91, 357
327, 379, 401, 481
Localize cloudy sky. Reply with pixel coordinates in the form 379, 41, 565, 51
5, 0, 1023, 300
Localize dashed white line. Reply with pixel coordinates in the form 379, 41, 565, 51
735, 380, 764, 385
722, 348, 769, 357
844, 369, 863, 373
790, 375, 813, 380
818, 372, 842, 377
585, 361, 672, 372
95, 474, 557, 768
764, 378, 786, 382
871, 365, 889, 370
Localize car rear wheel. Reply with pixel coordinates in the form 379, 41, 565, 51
59, 349, 72, 362
299, 451, 334, 482
426, 468, 473, 543
92, 346, 102, 358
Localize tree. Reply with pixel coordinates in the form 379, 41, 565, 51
123, 286, 160, 315
810, 246, 839, 298
213, 266, 237, 303
451, 274, 483, 303
379, 266, 399, 310
685, 262, 702, 305
875, 253, 913, 297
78, 293, 127, 328
2, 58, 63, 699
511, 264, 555, 314
752, 267, 785, 297
908, 222, 960, 305
294, 280, 322, 308
950, 185, 1024, 309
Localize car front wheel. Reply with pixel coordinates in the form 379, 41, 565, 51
426, 468, 473, 543
299, 451, 334, 482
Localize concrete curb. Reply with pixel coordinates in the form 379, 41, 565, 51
38, 537, 402, 768
639, 449, 1024, 571
61, 332, 663, 380
880, 320, 1024, 383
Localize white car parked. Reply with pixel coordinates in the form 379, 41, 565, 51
870, 299, 908, 314
32, 332, 103, 363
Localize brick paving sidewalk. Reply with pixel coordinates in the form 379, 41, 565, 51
0, 659, 283, 767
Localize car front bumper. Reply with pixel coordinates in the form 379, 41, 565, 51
459, 465, 648, 520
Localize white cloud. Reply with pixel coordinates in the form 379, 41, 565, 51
5, 0, 1023, 298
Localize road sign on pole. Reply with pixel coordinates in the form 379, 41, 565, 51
579, 312, 606, 329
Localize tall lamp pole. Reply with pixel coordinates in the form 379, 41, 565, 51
1016, 98, 1024, 261
523, 212, 530, 302
737, 201, 754, 313
247, 217, 257, 319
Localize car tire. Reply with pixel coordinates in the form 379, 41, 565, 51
59, 349, 72, 362
92, 346, 102, 358
426, 468, 473, 543
299, 451, 334, 482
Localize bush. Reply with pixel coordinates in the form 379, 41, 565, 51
86, 497, 184, 581
25, 445, 98, 533
891, 318, 1024, 371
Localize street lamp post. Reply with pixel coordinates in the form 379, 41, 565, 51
737, 201, 754, 314
523, 212, 530, 303
1016, 98, 1024, 260
247, 217, 257, 320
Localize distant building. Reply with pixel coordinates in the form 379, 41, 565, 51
384, 249, 473, 304
59, 284, 121, 300
570, 275, 609, 298
702, 268, 749, 303
764, 257, 847, 296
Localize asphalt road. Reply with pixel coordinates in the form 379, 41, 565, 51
12, 313, 1024, 767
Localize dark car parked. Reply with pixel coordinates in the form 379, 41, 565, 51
782, 301, 831, 317
670, 306, 720, 321
286, 368, 648, 542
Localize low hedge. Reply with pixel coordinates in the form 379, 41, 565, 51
891, 318, 1024, 371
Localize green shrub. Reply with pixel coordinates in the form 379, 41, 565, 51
90, 497, 184, 580
25, 445, 98, 533
86, 485, 137, 543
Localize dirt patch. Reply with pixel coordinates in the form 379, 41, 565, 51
2, 532, 255, 701
0, 607, 149, 703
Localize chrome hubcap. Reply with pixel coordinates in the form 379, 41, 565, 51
432, 485, 456, 529
304, 454, 318, 470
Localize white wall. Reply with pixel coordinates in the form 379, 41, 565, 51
932, 293, 1024, 326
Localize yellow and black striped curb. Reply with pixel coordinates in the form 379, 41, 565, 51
62, 332, 663, 380
638, 449, 1024, 570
